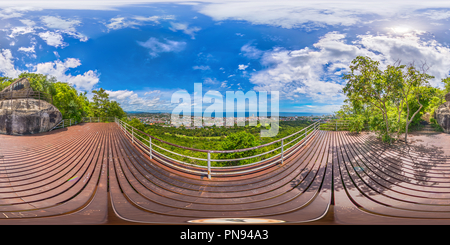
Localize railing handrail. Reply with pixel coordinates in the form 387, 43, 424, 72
49, 117, 115, 131
0, 90, 53, 104
114, 117, 321, 179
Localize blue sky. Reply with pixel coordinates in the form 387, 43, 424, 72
1, 1, 450, 114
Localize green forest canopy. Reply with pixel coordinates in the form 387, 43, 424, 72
0, 73, 126, 122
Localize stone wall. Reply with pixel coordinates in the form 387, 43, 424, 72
435, 92, 450, 134
0, 98, 62, 135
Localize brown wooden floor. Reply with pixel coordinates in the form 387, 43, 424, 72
0, 123, 449, 225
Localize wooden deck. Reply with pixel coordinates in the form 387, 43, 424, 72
0, 122, 449, 224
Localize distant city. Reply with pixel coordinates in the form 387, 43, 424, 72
126, 112, 336, 129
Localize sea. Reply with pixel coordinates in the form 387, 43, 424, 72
127, 111, 331, 117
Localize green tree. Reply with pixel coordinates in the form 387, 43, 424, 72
90, 88, 110, 117
218, 131, 260, 165
18, 72, 56, 96
443, 77, 450, 94
108, 100, 126, 118
90, 88, 126, 119
342, 56, 398, 143
0, 76, 13, 91
398, 64, 434, 142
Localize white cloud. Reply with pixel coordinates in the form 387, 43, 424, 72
106, 89, 174, 111
61, 30, 88, 42
18, 45, 35, 53
198, 2, 362, 29
249, 30, 450, 104
7, 26, 35, 38
241, 44, 263, 59
106, 17, 139, 30
40, 16, 81, 32
144, 90, 160, 95
193, 65, 210, 70
196, 1, 450, 29
132, 15, 175, 24
419, 10, 450, 20
0, 49, 21, 78
0, 50, 97, 90
238, 64, 249, 70
355, 32, 450, 87
137, 37, 186, 58
38, 16, 88, 42
169, 22, 201, 39
34, 58, 99, 91
38, 31, 66, 47
19, 19, 36, 26
203, 77, 220, 85
106, 15, 175, 31
0, 7, 39, 19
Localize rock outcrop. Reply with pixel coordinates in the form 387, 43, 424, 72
0, 98, 62, 135
435, 92, 450, 134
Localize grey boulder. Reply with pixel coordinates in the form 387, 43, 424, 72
0, 98, 62, 135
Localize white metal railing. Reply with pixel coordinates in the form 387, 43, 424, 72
50, 118, 81, 131
81, 117, 115, 123
50, 117, 116, 131
319, 119, 370, 131
114, 117, 321, 179
319, 119, 350, 131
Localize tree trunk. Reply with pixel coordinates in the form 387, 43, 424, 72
405, 122, 409, 143
382, 102, 391, 144
395, 102, 403, 141
405, 96, 423, 144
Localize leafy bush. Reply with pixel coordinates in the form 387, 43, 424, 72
348, 114, 365, 133
218, 131, 261, 165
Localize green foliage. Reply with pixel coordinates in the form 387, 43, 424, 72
443, 77, 450, 94
108, 100, 126, 118
90, 88, 126, 118
348, 114, 365, 133
430, 118, 444, 132
90, 88, 109, 117
129, 118, 146, 132
218, 131, 261, 165
19, 72, 57, 96
0, 76, 13, 91
1, 72, 125, 122
52, 82, 90, 122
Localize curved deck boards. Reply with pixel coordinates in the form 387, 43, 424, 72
0, 123, 449, 224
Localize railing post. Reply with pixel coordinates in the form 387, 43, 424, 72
132, 127, 134, 144
63, 120, 64, 128
335, 120, 337, 131
149, 137, 152, 159
90, 117, 91, 123
70, 119, 72, 126
207, 151, 211, 180
281, 139, 284, 165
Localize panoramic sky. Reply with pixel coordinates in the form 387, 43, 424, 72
1, 0, 450, 114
